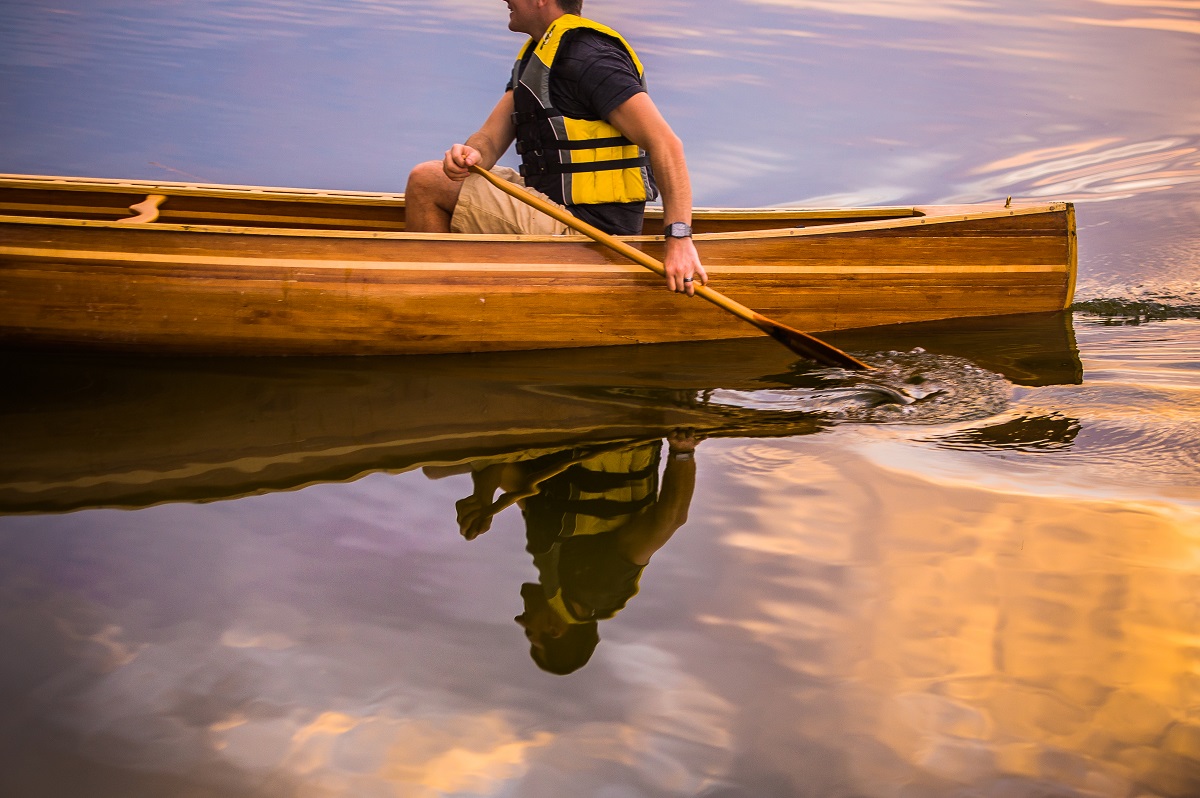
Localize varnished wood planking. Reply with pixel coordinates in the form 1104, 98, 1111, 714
0, 176, 1076, 354
1, 257, 1070, 354
1, 213, 1069, 270
1063, 204, 1079, 310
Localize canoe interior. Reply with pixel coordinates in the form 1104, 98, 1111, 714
0, 173, 924, 233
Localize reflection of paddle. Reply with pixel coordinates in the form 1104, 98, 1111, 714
467, 165, 870, 370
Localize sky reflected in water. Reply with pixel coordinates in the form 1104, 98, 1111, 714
1, 1, 1199, 796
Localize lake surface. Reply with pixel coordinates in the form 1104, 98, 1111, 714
2, 1, 1199, 796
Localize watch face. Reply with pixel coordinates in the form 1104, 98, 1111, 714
665, 222, 692, 238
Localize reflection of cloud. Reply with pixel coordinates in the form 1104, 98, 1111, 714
34, 616, 559, 794
777, 187, 915, 207
212, 709, 554, 794
1061, 15, 1200, 34
590, 642, 736, 791
697, 433, 1200, 795
740, 0, 1200, 40
689, 143, 795, 202
945, 136, 1200, 203
55, 619, 146, 670
739, 0, 1006, 24
0, 0, 511, 68
1086, 0, 1200, 7
778, 151, 961, 207
970, 137, 1127, 175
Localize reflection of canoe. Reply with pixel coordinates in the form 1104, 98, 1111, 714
0, 174, 1076, 355
0, 313, 1081, 514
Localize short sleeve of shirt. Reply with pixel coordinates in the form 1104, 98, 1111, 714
505, 31, 645, 120
551, 30, 645, 120
504, 49, 529, 94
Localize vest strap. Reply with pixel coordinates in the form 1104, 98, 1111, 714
539, 492, 658, 519
511, 109, 557, 125
521, 156, 650, 178
516, 136, 635, 155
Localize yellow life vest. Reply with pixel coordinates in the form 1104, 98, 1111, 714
510, 15, 658, 207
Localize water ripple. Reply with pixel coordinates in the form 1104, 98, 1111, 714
0, 0, 489, 68
705, 350, 1012, 425
947, 135, 1200, 204
1073, 297, 1200, 323
929, 319, 1200, 491
934, 412, 1082, 452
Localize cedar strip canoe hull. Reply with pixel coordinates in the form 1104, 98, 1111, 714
0, 176, 1075, 355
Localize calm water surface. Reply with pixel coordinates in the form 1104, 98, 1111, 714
2, 1, 1199, 796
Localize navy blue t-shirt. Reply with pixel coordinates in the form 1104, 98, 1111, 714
507, 30, 655, 235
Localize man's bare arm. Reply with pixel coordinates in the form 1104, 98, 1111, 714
607, 92, 708, 296
444, 92, 517, 181
616, 432, 702, 565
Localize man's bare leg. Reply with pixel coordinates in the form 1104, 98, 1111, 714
404, 160, 464, 232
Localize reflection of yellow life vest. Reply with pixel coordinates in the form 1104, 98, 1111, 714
510, 15, 658, 207
529, 444, 660, 540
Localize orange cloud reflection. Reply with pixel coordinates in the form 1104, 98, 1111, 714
1062, 15, 1200, 34
704, 433, 1200, 795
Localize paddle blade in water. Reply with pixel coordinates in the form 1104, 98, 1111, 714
754, 315, 872, 370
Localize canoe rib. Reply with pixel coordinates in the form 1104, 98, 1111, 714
0, 175, 1077, 355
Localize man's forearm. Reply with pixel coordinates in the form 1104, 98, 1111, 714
647, 133, 692, 225
462, 92, 517, 170
464, 130, 506, 170
646, 133, 706, 293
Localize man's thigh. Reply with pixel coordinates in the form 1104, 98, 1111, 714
450, 167, 572, 236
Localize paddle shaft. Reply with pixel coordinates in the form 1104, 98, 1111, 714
466, 165, 870, 370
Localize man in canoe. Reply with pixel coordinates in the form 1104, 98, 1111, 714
405, 0, 708, 296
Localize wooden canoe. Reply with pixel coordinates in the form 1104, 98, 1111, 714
0, 173, 1077, 355
0, 312, 1082, 515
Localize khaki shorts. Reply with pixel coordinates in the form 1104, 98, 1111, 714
450, 166, 572, 236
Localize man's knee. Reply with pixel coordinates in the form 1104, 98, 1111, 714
407, 160, 464, 218
407, 160, 448, 193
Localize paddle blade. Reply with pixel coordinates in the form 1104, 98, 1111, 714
755, 315, 872, 370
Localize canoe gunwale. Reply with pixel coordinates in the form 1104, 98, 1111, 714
1, 174, 920, 219
0, 173, 410, 205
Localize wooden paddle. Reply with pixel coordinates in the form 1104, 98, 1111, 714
467, 165, 870, 370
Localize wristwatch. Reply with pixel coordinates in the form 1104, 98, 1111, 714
663, 222, 692, 239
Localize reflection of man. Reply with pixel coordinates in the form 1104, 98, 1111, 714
404, 0, 707, 295
450, 430, 701, 674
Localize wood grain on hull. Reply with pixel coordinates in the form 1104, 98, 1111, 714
0, 188, 1074, 355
